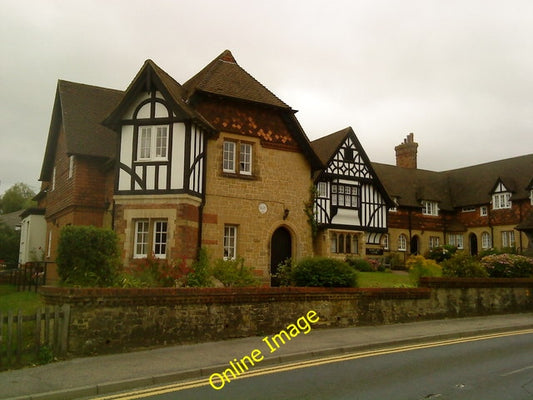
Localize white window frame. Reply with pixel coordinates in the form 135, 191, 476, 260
223, 141, 236, 173
480, 206, 488, 217
134, 220, 150, 258
422, 201, 439, 216
501, 230, 515, 248
331, 183, 360, 209
224, 225, 237, 260
51, 166, 56, 191
68, 155, 75, 179
382, 234, 389, 250
461, 207, 475, 213
492, 192, 512, 210
153, 220, 168, 259
317, 182, 327, 198
530, 189, 533, 205
398, 234, 407, 251
137, 126, 169, 161
481, 232, 491, 249
47, 230, 52, 258
239, 143, 252, 175
448, 233, 464, 249
133, 219, 168, 259
429, 236, 440, 249
223, 140, 253, 176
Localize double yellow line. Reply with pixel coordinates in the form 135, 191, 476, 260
92, 329, 533, 400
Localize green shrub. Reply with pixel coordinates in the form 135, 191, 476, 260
187, 248, 212, 287
406, 255, 442, 285
292, 257, 357, 287
272, 258, 295, 286
441, 253, 488, 278
346, 257, 374, 272
481, 253, 533, 278
212, 258, 259, 287
425, 245, 457, 263
129, 255, 193, 287
56, 225, 121, 287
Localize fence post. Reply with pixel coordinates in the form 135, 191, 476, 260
59, 304, 70, 356
34, 308, 43, 359
0, 311, 3, 366
16, 310, 22, 364
7, 311, 13, 365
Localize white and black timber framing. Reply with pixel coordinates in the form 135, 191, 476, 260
313, 128, 393, 243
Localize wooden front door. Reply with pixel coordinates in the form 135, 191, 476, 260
270, 227, 292, 287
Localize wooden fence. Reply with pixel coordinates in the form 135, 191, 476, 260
0, 305, 70, 369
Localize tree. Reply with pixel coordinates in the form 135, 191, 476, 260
0, 221, 21, 266
0, 183, 36, 214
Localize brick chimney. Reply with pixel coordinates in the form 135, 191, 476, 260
395, 133, 418, 169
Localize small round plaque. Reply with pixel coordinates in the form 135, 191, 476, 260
258, 203, 268, 214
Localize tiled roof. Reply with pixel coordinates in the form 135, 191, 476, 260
372, 153, 533, 210
372, 163, 454, 210
40, 81, 123, 180
183, 50, 290, 109
311, 127, 350, 165
0, 211, 22, 230
103, 59, 214, 132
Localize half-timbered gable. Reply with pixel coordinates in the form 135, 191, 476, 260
311, 127, 392, 257
104, 60, 215, 197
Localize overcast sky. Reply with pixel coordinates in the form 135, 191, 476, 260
1, 0, 532, 195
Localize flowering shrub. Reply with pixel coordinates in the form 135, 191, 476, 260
346, 257, 379, 272
481, 254, 533, 278
130, 254, 192, 287
425, 245, 457, 263
441, 253, 488, 278
406, 255, 442, 285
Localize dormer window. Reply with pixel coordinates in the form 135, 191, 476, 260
492, 192, 511, 209
422, 200, 439, 216
491, 181, 512, 210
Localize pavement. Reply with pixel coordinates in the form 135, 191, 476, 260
1, 313, 532, 400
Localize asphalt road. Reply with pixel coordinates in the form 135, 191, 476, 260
91, 331, 533, 400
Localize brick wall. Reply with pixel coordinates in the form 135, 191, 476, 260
39, 279, 532, 356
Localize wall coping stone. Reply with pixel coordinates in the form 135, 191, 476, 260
420, 277, 533, 288
39, 286, 431, 306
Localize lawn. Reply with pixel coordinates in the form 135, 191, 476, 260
357, 271, 414, 288
0, 285, 44, 314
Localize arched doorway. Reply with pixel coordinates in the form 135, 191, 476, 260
470, 233, 478, 256
270, 227, 292, 287
410, 235, 420, 255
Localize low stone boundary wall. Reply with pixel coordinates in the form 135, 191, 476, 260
40, 279, 533, 356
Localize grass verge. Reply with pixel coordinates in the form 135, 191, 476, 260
357, 271, 414, 288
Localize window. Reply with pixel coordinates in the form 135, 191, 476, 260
330, 232, 359, 254
133, 219, 168, 259
137, 126, 168, 161
389, 198, 398, 212
382, 234, 389, 250
398, 234, 407, 251
429, 236, 440, 249
51, 167, 56, 191
530, 189, 533, 205
448, 234, 464, 249
224, 225, 237, 260
461, 207, 475, 213
47, 230, 52, 258
331, 184, 360, 209
223, 140, 253, 176
501, 231, 515, 248
344, 148, 354, 162
223, 141, 236, 173
153, 221, 168, 258
480, 206, 488, 217
317, 182, 327, 198
481, 232, 491, 249
68, 155, 75, 179
134, 220, 149, 258
239, 143, 252, 175
422, 201, 439, 216
492, 192, 511, 209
